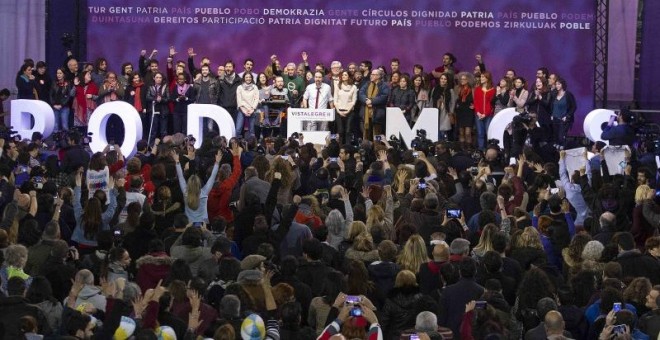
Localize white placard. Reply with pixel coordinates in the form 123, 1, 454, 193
602, 145, 629, 175
564, 147, 587, 175
287, 108, 335, 145
385, 107, 439, 147
10, 99, 55, 140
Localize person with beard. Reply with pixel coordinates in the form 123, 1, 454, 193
271, 54, 305, 108
265, 76, 288, 137
91, 58, 108, 88
118, 62, 134, 90
217, 60, 242, 121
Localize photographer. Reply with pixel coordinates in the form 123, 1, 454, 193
318, 293, 382, 340
601, 110, 636, 147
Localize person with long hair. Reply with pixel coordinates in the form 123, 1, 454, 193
494, 77, 511, 115
235, 72, 259, 138
26, 276, 63, 334
474, 71, 496, 150
549, 77, 577, 149
471, 223, 499, 261
513, 267, 556, 331
454, 72, 475, 148
509, 226, 547, 271
172, 148, 221, 223
256, 72, 272, 134
16, 63, 36, 99
50, 67, 74, 132
72, 70, 98, 127
334, 70, 358, 144
397, 234, 428, 274
431, 73, 456, 140
345, 259, 384, 309
308, 270, 346, 336
100, 246, 131, 282
411, 74, 431, 124
125, 73, 148, 134
71, 169, 119, 251
508, 76, 529, 113
562, 233, 592, 277
388, 74, 416, 124
526, 76, 551, 131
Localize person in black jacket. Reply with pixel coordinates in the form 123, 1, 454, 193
60, 131, 90, 173
380, 270, 425, 340
615, 232, 660, 284
439, 257, 485, 337
0, 277, 52, 338
170, 73, 195, 135
548, 77, 577, 149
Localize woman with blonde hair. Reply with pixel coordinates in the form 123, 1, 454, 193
471, 223, 498, 261
265, 156, 300, 205
510, 226, 547, 270
345, 233, 379, 265
381, 269, 424, 339
365, 184, 394, 242
397, 234, 428, 274
172, 149, 221, 223
338, 221, 367, 258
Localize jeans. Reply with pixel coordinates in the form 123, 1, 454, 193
173, 112, 187, 134
235, 109, 256, 137
53, 106, 70, 131
475, 115, 493, 150
335, 111, 354, 144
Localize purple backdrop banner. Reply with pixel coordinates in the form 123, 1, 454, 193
87, 0, 595, 134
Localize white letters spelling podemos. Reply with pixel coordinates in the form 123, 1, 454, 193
10, 99, 612, 152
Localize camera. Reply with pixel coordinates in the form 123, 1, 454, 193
475, 301, 488, 309
349, 306, 362, 317
0, 126, 20, 142
329, 157, 338, 163
184, 134, 196, 145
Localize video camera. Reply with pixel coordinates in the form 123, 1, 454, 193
411, 129, 433, 155
0, 126, 21, 142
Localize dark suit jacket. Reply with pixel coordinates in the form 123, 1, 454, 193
439, 278, 484, 337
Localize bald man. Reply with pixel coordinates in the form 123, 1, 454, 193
545, 311, 573, 340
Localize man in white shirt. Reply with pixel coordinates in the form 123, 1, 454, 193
302, 71, 333, 131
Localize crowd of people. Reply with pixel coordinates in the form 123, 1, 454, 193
0, 48, 658, 340
10, 48, 579, 151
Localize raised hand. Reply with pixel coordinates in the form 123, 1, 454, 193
169, 46, 177, 56
187, 47, 195, 57
171, 150, 180, 163
301, 51, 308, 62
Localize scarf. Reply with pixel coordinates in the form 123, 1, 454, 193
177, 83, 190, 96
363, 82, 379, 138
242, 82, 255, 91
459, 84, 471, 102
133, 81, 144, 112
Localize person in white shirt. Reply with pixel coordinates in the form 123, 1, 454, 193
302, 71, 334, 131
